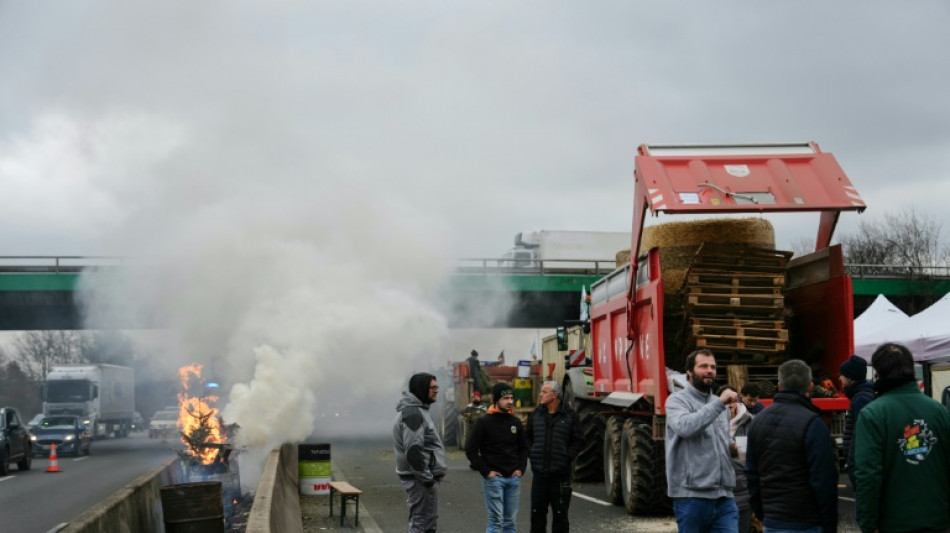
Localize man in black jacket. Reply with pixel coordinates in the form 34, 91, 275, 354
526, 381, 584, 533
466, 382, 528, 533
746, 359, 838, 533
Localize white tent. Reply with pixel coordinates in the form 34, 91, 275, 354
855, 293, 950, 362
854, 294, 909, 344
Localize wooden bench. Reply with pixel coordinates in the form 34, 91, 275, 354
328, 481, 362, 527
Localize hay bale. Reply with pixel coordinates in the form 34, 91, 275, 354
616, 249, 631, 267
640, 218, 776, 295
641, 218, 775, 252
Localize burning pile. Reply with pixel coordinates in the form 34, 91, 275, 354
171, 364, 245, 530
176, 363, 230, 466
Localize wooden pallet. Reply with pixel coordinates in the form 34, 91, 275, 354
686, 270, 785, 288
693, 243, 793, 267
695, 336, 786, 352
686, 303, 784, 319
685, 284, 784, 297
690, 322, 788, 341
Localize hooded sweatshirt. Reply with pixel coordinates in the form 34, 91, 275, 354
393, 374, 447, 485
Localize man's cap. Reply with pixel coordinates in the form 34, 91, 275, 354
471, 349, 478, 357
839, 355, 868, 381
492, 382, 514, 403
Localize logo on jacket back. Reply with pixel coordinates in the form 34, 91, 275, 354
900, 419, 937, 465
511, 425, 517, 434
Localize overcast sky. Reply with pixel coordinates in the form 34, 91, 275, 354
2, 2, 949, 258
2, 2, 949, 450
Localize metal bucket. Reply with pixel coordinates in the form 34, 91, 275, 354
160, 481, 224, 533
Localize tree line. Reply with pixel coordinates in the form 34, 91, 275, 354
0, 330, 177, 421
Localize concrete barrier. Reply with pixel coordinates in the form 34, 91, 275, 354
61, 458, 179, 533
57, 443, 295, 532
246, 443, 302, 533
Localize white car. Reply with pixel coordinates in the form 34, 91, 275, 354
147, 409, 179, 439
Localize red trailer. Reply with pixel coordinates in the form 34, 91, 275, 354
563, 142, 865, 514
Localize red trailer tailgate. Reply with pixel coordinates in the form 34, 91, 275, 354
634, 142, 866, 214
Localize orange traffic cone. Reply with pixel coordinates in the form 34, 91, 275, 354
46, 443, 61, 473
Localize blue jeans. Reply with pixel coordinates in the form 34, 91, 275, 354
483, 475, 521, 533
672, 497, 738, 533
764, 528, 822, 533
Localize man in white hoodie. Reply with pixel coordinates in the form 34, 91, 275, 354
664, 349, 739, 533
394, 372, 447, 533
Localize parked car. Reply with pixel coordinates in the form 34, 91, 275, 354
0, 407, 33, 475
31, 415, 92, 457
148, 408, 179, 439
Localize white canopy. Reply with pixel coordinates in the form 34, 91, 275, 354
855, 293, 950, 362
854, 294, 909, 343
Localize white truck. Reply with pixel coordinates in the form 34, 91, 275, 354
43, 364, 135, 438
500, 230, 629, 272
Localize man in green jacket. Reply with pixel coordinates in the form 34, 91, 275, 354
855, 343, 950, 533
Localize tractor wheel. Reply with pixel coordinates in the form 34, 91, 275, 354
620, 420, 671, 515
458, 415, 471, 452
440, 402, 459, 447
603, 416, 624, 505
573, 400, 605, 482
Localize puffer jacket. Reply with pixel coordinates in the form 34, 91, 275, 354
664, 384, 735, 499
393, 390, 447, 484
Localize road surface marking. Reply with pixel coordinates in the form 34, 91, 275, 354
72, 457, 89, 462
0, 476, 13, 483
839, 496, 855, 502
572, 490, 612, 506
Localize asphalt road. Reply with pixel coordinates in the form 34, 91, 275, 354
299, 436, 863, 532
0, 431, 180, 533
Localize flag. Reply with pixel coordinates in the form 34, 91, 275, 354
529, 339, 537, 359
580, 286, 589, 322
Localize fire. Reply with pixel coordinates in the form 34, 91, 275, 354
177, 363, 226, 465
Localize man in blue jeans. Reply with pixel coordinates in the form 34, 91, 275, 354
665, 349, 740, 532
466, 382, 529, 533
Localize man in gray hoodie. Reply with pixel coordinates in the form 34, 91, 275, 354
665, 349, 739, 533
394, 372, 448, 533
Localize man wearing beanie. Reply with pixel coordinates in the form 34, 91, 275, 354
466, 382, 529, 533
838, 354, 875, 492
394, 372, 447, 533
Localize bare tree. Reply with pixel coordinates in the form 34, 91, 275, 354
787, 236, 816, 258
12, 331, 88, 381
841, 208, 949, 276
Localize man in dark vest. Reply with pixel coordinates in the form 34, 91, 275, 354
526, 381, 584, 533
746, 359, 838, 533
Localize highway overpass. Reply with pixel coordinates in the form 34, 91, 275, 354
0, 257, 948, 329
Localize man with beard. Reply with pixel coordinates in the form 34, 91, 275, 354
665, 348, 739, 533
394, 372, 447, 533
